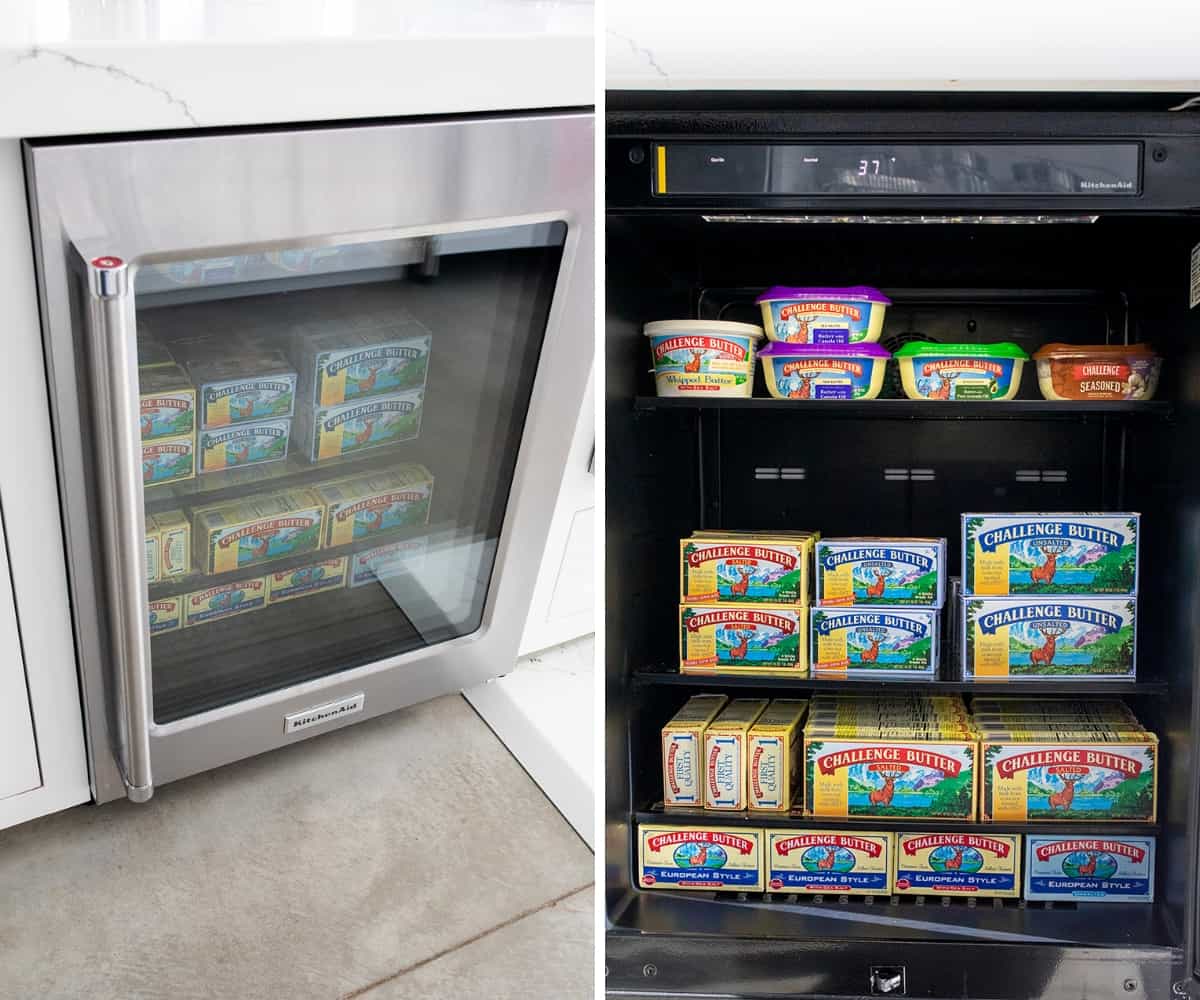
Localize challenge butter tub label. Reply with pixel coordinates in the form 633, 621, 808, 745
894, 833, 1020, 897
815, 539, 945, 608
1025, 836, 1155, 902
811, 607, 938, 674
679, 605, 805, 672
767, 831, 893, 895
962, 513, 1139, 596
638, 825, 764, 891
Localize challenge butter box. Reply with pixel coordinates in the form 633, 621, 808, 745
638, 825, 764, 892
962, 596, 1137, 680
148, 595, 182, 636
139, 363, 195, 441
893, 833, 1020, 897
815, 537, 946, 608
981, 738, 1158, 823
962, 513, 1139, 596
747, 699, 808, 811
680, 534, 814, 605
187, 350, 297, 429
313, 464, 434, 547
679, 605, 806, 674
198, 418, 291, 474
767, 831, 893, 895
142, 434, 195, 486
1025, 836, 1155, 902
182, 577, 267, 628
661, 694, 729, 808
192, 488, 325, 575
704, 699, 769, 810
292, 321, 432, 407
810, 607, 938, 675
295, 389, 425, 463
347, 537, 429, 588
265, 557, 348, 605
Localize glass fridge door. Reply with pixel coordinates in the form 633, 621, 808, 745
135, 225, 565, 722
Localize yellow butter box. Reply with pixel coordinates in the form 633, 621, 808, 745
680, 534, 813, 605
192, 488, 325, 575
662, 693, 729, 808
265, 557, 348, 605
638, 825, 764, 892
142, 434, 195, 487
704, 699, 769, 810
139, 363, 195, 441
894, 833, 1021, 898
182, 577, 267, 628
145, 509, 190, 584
766, 830, 894, 895
148, 595, 183, 636
680, 604, 807, 674
747, 699, 808, 811
313, 464, 434, 547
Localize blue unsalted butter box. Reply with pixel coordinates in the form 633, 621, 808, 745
1025, 836, 1155, 902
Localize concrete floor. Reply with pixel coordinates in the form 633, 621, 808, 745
0, 692, 593, 999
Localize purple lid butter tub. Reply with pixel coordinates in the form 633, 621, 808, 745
757, 342, 891, 400
756, 286, 891, 345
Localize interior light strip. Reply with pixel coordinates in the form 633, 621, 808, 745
701, 214, 1100, 225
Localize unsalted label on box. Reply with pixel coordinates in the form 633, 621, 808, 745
638, 825, 764, 891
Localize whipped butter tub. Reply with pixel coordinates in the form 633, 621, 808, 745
895, 342, 1028, 401
758, 342, 890, 400
645, 320, 762, 397
756, 286, 890, 345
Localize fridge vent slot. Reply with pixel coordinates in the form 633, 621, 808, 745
884, 468, 936, 482
755, 466, 807, 481
1015, 469, 1070, 483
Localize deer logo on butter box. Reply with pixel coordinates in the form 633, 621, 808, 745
767, 831, 893, 895
638, 826, 764, 892
806, 740, 977, 819
894, 833, 1020, 897
982, 741, 1157, 822
811, 608, 938, 674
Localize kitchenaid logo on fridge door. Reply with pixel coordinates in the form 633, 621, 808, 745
284, 693, 365, 733
1080, 179, 1135, 191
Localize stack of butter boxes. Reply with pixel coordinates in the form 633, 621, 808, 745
811, 537, 946, 678
138, 333, 197, 487
678, 529, 817, 676
289, 316, 432, 463
960, 513, 1139, 682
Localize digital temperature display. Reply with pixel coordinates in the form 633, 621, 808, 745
653, 142, 1141, 197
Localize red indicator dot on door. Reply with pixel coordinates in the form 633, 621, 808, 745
91, 256, 124, 268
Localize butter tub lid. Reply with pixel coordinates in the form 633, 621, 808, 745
894, 341, 1029, 360
755, 285, 891, 305
757, 342, 891, 359
644, 319, 764, 338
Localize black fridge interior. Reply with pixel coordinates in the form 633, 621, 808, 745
605, 95, 1200, 999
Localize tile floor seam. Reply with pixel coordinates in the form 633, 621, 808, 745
338, 883, 592, 1000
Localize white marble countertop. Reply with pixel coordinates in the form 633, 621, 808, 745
0, 0, 593, 138
607, 0, 1200, 95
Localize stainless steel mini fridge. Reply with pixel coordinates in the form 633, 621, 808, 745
25, 110, 593, 803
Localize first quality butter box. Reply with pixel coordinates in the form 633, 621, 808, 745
1025, 836, 1155, 902
638, 825, 764, 892
767, 831, 893, 895
704, 699, 769, 810
893, 832, 1020, 898
661, 693, 729, 808
747, 699, 808, 811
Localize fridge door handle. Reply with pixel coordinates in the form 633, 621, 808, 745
83, 253, 154, 803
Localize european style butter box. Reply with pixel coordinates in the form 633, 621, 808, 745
661, 693, 729, 808
810, 607, 938, 675
638, 825, 764, 892
815, 538, 946, 608
704, 699, 769, 810
893, 832, 1020, 898
198, 418, 291, 474
1024, 835, 1155, 902
347, 537, 429, 588
148, 595, 182, 636
679, 605, 806, 674
139, 363, 195, 441
182, 577, 267, 628
265, 557, 348, 605
766, 831, 893, 895
313, 463, 434, 547
142, 434, 195, 486
295, 389, 425, 463
962, 513, 1139, 596
679, 535, 814, 605
188, 350, 297, 429
747, 699, 808, 811
962, 596, 1137, 680
192, 489, 325, 575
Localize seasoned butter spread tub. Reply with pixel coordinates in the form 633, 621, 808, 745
895, 342, 1028, 401
645, 320, 762, 397
1032, 343, 1161, 401
758, 342, 890, 400
756, 286, 890, 345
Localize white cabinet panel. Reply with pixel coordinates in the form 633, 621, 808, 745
0, 507, 40, 801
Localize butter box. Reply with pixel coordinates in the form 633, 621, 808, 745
148, 595, 182, 636
816, 538, 946, 608
638, 825, 764, 892
198, 418, 290, 474
293, 323, 432, 407
810, 607, 938, 675
805, 738, 978, 820
192, 488, 325, 575
680, 605, 806, 674
142, 434, 195, 486
894, 833, 1020, 898
962, 513, 1139, 596
313, 464, 434, 547
265, 557, 348, 604
661, 693, 729, 807
747, 700, 808, 811
188, 350, 297, 428
962, 596, 1137, 680
145, 509, 190, 582
767, 831, 893, 895
347, 537, 429, 588
704, 699, 770, 810
182, 577, 267, 627
1025, 836, 1155, 902
680, 535, 813, 605
139, 364, 195, 441
295, 389, 425, 463
981, 738, 1157, 823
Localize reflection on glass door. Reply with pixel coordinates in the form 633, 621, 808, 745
137, 224, 565, 722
